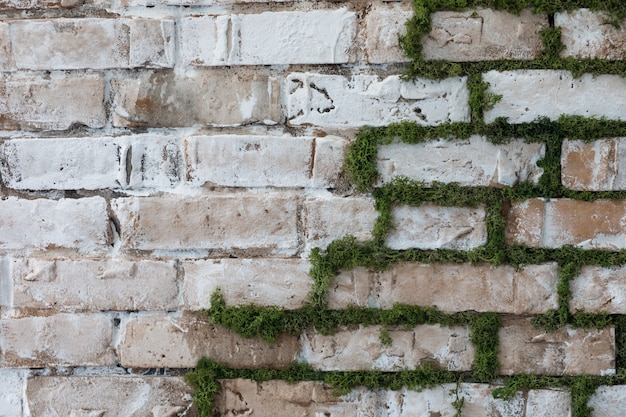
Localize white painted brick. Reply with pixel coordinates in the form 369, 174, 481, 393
0, 369, 25, 417
185, 135, 313, 187
26, 376, 193, 416
117, 313, 299, 368
284, 73, 469, 128
0, 138, 121, 190
299, 324, 474, 371
0, 314, 115, 367
112, 194, 298, 254
557, 9, 626, 60
588, 386, 626, 416
377, 136, 545, 187
0, 197, 109, 252
303, 196, 377, 254
11, 258, 178, 312
561, 138, 626, 191
180, 9, 356, 66
0, 74, 105, 130
312, 136, 348, 189
363, 3, 411, 64
118, 135, 182, 189
386, 204, 487, 250
526, 389, 572, 417
0, 22, 15, 71
181, 258, 310, 310
128, 18, 175, 68
570, 265, 626, 314
422, 9, 548, 61
484, 70, 626, 123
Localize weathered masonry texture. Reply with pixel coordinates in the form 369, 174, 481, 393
5, 0, 626, 416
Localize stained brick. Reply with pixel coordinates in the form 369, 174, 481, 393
570, 265, 626, 314
561, 138, 626, 191
557, 9, 626, 60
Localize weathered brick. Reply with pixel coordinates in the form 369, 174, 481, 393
216, 380, 569, 416
112, 194, 298, 254
570, 265, 626, 314
181, 258, 310, 310
328, 263, 558, 315
422, 8, 547, 61
0, 314, 115, 367
483, 70, 626, 123
0, 197, 109, 252
0, 74, 105, 130
386, 204, 487, 250
10, 258, 178, 312
0, 369, 25, 417
300, 324, 474, 371
181, 9, 356, 66
26, 376, 194, 416
505, 198, 626, 250
128, 18, 175, 68
118, 134, 182, 189
557, 9, 626, 60
303, 196, 377, 254
284, 73, 470, 128
112, 70, 280, 127
311, 136, 348, 189
363, 3, 411, 64
588, 386, 626, 416
561, 138, 626, 191
499, 318, 615, 376
0, 0, 101, 9
0, 22, 14, 71
377, 136, 545, 187
117, 313, 299, 368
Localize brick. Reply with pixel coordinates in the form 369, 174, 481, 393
180, 9, 356, 66
0, 370, 25, 417
284, 73, 470, 128
26, 376, 194, 416
557, 9, 626, 60
216, 380, 570, 417
112, 194, 298, 254
185, 135, 313, 187
312, 136, 348, 189
117, 313, 299, 368
112, 70, 280, 127
377, 136, 545, 187
328, 263, 558, 315
498, 317, 615, 376
0, 0, 101, 9
561, 138, 626, 191
0, 313, 115, 367
0, 138, 121, 190
505, 198, 626, 250
386, 204, 487, 250
128, 18, 175, 68
181, 258, 310, 310
422, 8, 547, 61
588, 386, 626, 417
570, 265, 626, 314
483, 70, 626, 123
0, 22, 14, 71
300, 324, 474, 372
11, 258, 178, 312
0, 197, 109, 252
303, 196, 377, 254
0, 74, 105, 130
362, 3, 411, 64
118, 134, 182, 189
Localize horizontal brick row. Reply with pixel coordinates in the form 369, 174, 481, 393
0, 313, 615, 374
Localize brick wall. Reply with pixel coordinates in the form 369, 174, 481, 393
2, 0, 626, 416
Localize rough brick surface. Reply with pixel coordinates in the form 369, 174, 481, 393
300, 324, 474, 372
117, 313, 299, 368
284, 73, 470, 128
557, 9, 626, 60
498, 318, 615, 376
377, 136, 545, 187
0, 197, 109, 252
112, 70, 280, 127
0, 370, 25, 416
112, 194, 298, 254
505, 198, 626, 250
562, 138, 626, 191
483, 70, 626, 123
181, 258, 310, 310
588, 386, 626, 417
0, 74, 105, 130
10, 258, 178, 312
386, 204, 487, 250
120, 134, 182, 189
570, 265, 626, 314
26, 376, 195, 416
328, 263, 559, 314
422, 8, 548, 61
0, 314, 115, 367
363, 3, 411, 64
180, 9, 356, 66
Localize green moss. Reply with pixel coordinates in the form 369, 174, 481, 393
470, 313, 502, 382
